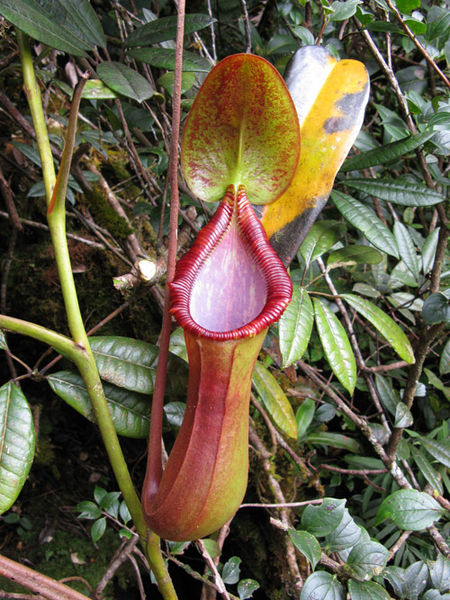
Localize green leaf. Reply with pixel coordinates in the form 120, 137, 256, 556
394, 402, 413, 428
222, 556, 241, 585
237, 579, 260, 599
422, 293, 450, 324
301, 498, 346, 537
393, 222, 420, 282
99, 491, 121, 519
305, 432, 361, 453
411, 446, 443, 495
47, 371, 150, 438
376, 489, 444, 530
0, 0, 105, 55
126, 14, 216, 46
420, 437, 450, 469
252, 362, 297, 439
331, 191, 399, 258
347, 539, 389, 580
348, 579, 392, 600
341, 294, 415, 364
342, 130, 435, 172
422, 227, 440, 275
329, 0, 361, 21
0, 383, 35, 514
440, 339, 450, 375
429, 554, 450, 593
396, 0, 420, 13
97, 62, 154, 103
313, 299, 357, 394
200, 538, 220, 560
279, 286, 313, 367
0, 331, 6, 350
328, 245, 383, 268
424, 368, 449, 400
345, 179, 445, 207
325, 508, 361, 552
299, 220, 346, 265
80, 80, 118, 100
296, 398, 315, 439
289, 530, 322, 570
169, 328, 188, 363
401, 561, 429, 600
158, 71, 196, 97
422, 591, 450, 600
300, 572, 345, 600
375, 374, 400, 416
383, 566, 407, 597
163, 401, 185, 428
90, 336, 158, 395
181, 54, 300, 205
91, 517, 107, 543
76, 500, 102, 520
93, 485, 107, 504
128, 48, 211, 72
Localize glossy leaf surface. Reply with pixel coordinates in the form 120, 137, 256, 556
128, 48, 211, 72
252, 362, 297, 439
325, 508, 361, 552
97, 62, 154, 103
341, 294, 415, 363
419, 437, 450, 469
299, 220, 346, 265
279, 285, 313, 368
300, 572, 345, 600
301, 498, 346, 537
348, 579, 392, 600
376, 489, 444, 530
48, 371, 150, 438
90, 336, 158, 394
341, 129, 435, 172
289, 530, 322, 570
126, 14, 216, 46
261, 46, 369, 264
313, 298, 356, 394
0, 383, 35, 513
345, 178, 445, 206
181, 54, 300, 205
393, 221, 420, 281
346, 540, 389, 580
0, 0, 105, 55
332, 190, 399, 258
328, 245, 383, 268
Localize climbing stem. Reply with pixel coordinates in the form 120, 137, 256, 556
15, 30, 177, 600
16, 31, 56, 201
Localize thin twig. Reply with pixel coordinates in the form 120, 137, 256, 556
239, 0, 252, 53
240, 499, 323, 509
0, 211, 105, 249
197, 540, 231, 600
384, 0, 449, 88
95, 536, 139, 598
145, 0, 185, 504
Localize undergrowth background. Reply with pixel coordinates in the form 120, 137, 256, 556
0, 1, 448, 599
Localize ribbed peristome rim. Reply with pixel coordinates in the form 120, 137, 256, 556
169, 185, 292, 341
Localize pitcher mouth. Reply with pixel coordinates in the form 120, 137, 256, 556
169, 185, 292, 341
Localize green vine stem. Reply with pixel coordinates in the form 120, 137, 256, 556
14, 30, 178, 600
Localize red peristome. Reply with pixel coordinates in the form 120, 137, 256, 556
169, 185, 292, 340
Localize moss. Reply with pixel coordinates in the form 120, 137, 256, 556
85, 186, 133, 240
0, 524, 131, 599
